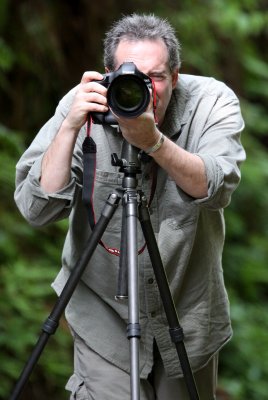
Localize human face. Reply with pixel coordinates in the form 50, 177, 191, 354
113, 39, 178, 126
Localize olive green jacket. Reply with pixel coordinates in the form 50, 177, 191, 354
14, 74, 246, 378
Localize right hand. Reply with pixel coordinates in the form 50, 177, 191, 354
65, 71, 109, 132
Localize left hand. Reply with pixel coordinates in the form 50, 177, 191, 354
115, 96, 161, 151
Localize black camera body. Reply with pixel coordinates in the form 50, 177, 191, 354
91, 62, 152, 125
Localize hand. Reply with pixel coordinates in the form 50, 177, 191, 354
65, 71, 109, 133
115, 95, 160, 151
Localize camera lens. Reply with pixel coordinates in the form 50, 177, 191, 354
108, 75, 150, 118
112, 78, 143, 110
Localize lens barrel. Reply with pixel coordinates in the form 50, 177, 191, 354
107, 74, 150, 118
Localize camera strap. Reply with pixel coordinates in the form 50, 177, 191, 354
82, 116, 158, 257
82, 116, 120, 256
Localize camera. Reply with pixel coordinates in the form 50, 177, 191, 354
91, 62, 152, 125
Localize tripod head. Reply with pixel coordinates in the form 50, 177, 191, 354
111, 140, 142, 189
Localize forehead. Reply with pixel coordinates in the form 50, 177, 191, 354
114, 38, 169, 73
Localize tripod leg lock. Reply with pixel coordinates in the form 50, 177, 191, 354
169, 326, 184, 344
42, 317, 59, 335
127, 323, 141, 339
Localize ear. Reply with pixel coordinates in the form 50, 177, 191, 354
105, 67, 110, 73
171, 67, 179, 89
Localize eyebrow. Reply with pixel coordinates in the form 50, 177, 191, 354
148, 70, 168, 75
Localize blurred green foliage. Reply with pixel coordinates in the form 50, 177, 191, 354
0, 1, 268, 399
0, 127, 72, 399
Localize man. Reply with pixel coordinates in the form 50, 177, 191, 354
14, 14, 246, 400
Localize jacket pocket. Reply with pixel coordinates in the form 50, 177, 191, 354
92, 169, 124, 233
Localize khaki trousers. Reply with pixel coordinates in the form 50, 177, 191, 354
66, 331, 218, 400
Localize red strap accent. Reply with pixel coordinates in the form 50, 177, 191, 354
151, 80, 158, 124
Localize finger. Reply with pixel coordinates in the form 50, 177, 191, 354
82, 81, 108, 96
70, 99, 108, 117
83, 101, 109, 113
83, 92, 108, 108
81, 71, 104, 84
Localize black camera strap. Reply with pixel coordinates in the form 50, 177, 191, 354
82, 117, 120, 255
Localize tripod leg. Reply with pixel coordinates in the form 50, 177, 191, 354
10, 192, 121, 400
116, 204, 128, 299
123, 191, 141, 400
138, 196, 200, 400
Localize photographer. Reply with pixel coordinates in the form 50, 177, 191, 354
14, 14, 245, 400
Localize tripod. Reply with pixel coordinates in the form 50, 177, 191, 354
10, 140, 199, 400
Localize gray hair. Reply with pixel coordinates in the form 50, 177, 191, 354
103, 14, 181, 71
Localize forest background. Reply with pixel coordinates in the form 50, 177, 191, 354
0, 1, 268, 399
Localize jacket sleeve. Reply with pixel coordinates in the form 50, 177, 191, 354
192, 84, 246, 209
14, 86, 83, 227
